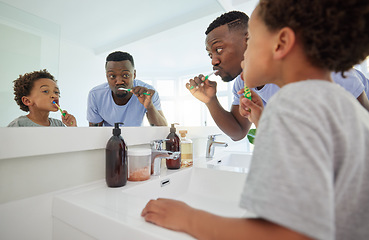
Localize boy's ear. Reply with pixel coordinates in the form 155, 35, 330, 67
21, 96, 32, 107
273, 27, 295, 60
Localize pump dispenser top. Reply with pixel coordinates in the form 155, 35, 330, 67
113, 122, 121, 136
170, 123, 176, 133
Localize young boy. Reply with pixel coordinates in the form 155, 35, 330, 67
8, 69, 77, 127
141, 1, 369, 239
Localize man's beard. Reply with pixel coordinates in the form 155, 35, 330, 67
222, 75, 235, 82
115, 91, 129, 98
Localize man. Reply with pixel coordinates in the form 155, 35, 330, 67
87, 51, 167, 127
187, 11, 369, 141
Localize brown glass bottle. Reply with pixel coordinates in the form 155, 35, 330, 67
165, 123, 181, 169
106, 123, 127, 187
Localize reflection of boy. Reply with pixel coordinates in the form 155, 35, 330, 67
87, 51, 167, 127
8, 69, 77, 127
142, 1, 369, 240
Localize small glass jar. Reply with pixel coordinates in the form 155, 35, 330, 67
127, 148, 151, 181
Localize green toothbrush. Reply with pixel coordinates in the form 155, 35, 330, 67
118, 87, 150, 95
189, 70, 216, 90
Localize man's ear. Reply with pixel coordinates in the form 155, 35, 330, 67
21, 96, 32, 107
273, 27, 295, 60
133, 69, 137, 79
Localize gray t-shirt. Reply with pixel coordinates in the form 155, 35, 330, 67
240, 81, 369, 240
7, 115, 65, 127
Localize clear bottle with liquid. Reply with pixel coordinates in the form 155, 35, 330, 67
179, 130, 193, 167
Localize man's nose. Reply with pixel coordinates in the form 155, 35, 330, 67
211, 56, 220, 66
116, 76, 126, 84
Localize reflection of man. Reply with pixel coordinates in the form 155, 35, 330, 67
187, 11, 369, 141
87, 51, 167, 127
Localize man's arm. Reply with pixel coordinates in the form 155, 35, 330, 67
206, 97, 252, 141
187, 75, 251, 141
131, 86, 167, 126
357, 91, 369, 111
146, 108, 167, 126
89, 121, 103, 126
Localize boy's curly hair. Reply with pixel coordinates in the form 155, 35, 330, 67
13, 69, 57, 112
258, 0, 369, 73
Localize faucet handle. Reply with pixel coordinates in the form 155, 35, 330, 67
208, 134, 222, 140
150, 139, 168, 150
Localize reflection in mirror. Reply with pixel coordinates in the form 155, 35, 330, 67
0, 1, 60, 127
0, 1, 244, 127
87, 51, 167, 127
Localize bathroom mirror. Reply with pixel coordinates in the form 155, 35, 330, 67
0, 0, 260, 127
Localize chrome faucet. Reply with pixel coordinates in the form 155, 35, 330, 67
150, 139, 180, 175
206, 134, 228, 158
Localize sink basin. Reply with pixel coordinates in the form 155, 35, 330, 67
53, 167, 253, 240
207, 152, 252, 173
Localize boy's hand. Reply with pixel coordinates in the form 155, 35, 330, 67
62, 110, 77, 127
142, 198, 194, 232
237, 88, 264, 128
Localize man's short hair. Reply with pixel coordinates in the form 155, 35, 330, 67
205, 11, 249, 35
106, 51, 134, 67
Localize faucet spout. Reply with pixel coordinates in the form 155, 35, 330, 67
151, 150, 170, 175
206, 134, 228, 158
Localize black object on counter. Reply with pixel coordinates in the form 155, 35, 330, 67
106, 122, 128, 187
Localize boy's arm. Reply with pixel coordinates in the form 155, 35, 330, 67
142, 198, 313, 240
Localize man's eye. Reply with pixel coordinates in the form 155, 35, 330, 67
208, 53, 213, 59
109, 75, 115, 79
123, 74, 130, 78
216, 48, 223, 54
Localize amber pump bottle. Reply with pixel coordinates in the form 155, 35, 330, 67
105, 122, 127, 187
165, 123, 181, 169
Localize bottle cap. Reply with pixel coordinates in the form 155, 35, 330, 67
179, 130, 187, 137
113, 122, 123, 136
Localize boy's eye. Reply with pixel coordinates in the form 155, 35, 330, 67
42, 90, 49, 93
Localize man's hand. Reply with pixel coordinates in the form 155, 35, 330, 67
186, 74, 217, 104
131, 86, 155, 109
